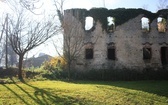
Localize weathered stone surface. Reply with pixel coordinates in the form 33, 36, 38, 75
64, 8, 168, 71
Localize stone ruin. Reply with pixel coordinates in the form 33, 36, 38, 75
63, 8, 168, 72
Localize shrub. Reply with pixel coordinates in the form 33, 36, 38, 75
69, 68, 168, 81
43, 56, 66, 71
41, 56, 67, 79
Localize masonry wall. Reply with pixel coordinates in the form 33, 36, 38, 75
64, 8, 168, 71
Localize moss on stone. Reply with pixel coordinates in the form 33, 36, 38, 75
65, 8, 168, 31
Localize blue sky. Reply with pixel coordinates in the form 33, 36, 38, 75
64, 0, 160, 13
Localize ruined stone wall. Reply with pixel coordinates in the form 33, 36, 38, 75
64, 8, 168, 71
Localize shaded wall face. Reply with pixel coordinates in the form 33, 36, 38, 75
64, 10, 168, 71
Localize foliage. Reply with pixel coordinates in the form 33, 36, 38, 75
87, 8, 156, 30
43, 56, 66, 71
0, 77, 16, 84
88, 8, 108, 31
1, 66, 168, 81
41, 56, 67, 79
24, 67, 47, 80
0, 67, 18, 78
0, 80, 168, 104
69, 8, 168, 32
71, 68, 168, 81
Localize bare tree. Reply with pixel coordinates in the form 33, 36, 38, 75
55, 12, 86, 79
0, 14, 8, 67
53, 0, 65, 24
0, 15, 6, 66
53, 0, 83, 79
53, 0, 102, 79
6, 10, 58, 80
0, 14, 19, 67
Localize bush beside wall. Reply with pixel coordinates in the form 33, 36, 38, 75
69, 68, 168, 81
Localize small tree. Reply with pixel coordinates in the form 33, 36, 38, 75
53, 0, 101, 79
63, 13, 85, 79
53, 0, 85, 79
0, 14, 6, 66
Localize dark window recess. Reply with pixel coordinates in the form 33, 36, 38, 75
161, 47, 168, 65
108, 48, 115, 60
85, 49, 93, 59
143, 48, 152, 60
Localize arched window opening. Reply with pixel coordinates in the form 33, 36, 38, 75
107, 16, 115, 33
141, 17, 150, 32
85, 16, 94, 31
157, 17, 167, 32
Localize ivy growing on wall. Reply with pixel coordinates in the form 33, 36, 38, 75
88, 8, 108, 31
108, 8, 156, 26
86, 8, 159, 31
65, 8, 168, 31
157, 9, 168, 19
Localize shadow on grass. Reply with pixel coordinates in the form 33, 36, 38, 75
72, 80, 168, 98
2, 84, 30, 105
2, 79, 84, 105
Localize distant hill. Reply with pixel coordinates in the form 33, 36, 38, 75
23, 54, 53, 68
38, 53, 46, 57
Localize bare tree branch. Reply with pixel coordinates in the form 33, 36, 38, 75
53, 11, 85, 79
20, 0, 44, 15
53, 0, 65, 24
1, 0, 43, 15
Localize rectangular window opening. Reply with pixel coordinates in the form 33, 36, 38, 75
143, 48, 152, 60
108, 48, 115, 60
85, 49, 93, 59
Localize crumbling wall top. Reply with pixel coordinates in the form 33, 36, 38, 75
64, 8, 168, 30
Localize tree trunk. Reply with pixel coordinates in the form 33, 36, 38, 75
68, 62, 71, 80
5, 14, 8, 69
18, 54, 24, 80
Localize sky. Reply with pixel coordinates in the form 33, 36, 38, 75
63, 0, 160, 13
0, 0, 164, 58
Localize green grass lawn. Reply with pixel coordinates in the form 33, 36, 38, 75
0, 80, 168, 105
